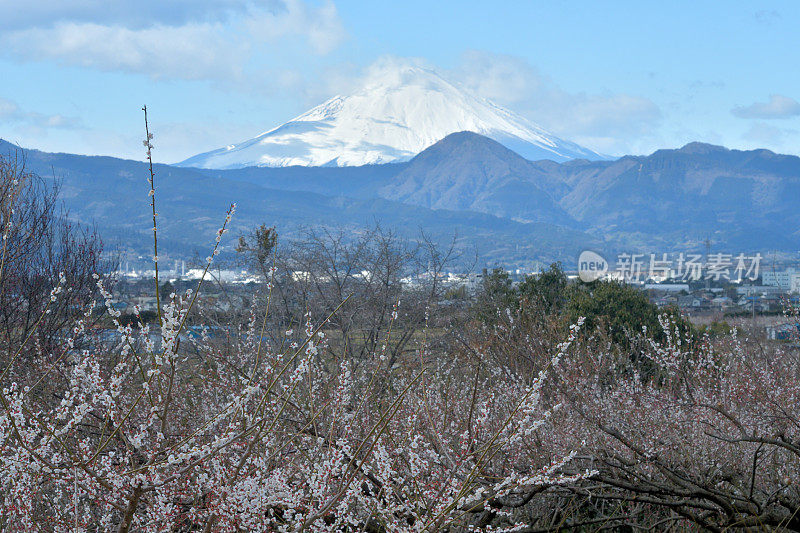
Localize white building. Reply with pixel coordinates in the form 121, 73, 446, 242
644, 283, 690, 292
737, 285, 785, 296
762, 268, 800, 291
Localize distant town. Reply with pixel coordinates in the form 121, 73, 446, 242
113, 255, 800, 340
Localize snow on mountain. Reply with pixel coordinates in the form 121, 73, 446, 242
178, 66, 606, 169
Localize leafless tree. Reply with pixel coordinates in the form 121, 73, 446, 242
0, 151, 109, 367
233, 224, 465, 373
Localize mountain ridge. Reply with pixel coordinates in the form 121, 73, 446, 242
2, 135, 798, 264
0, 137, 602, 267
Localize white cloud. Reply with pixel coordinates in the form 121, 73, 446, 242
0, 0, 259, 30
0, 0, 345, 81
0, 97, 81, 130
247, 0, 345, 55
3, 22, 247, 81
732, 94, 800, 120
742, 121, 797, 148
448, 51, 662, 155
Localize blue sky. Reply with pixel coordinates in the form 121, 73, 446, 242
0, 0, 798, 162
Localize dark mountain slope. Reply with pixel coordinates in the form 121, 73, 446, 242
380, 132, 574, 225
557, 143, 800, 249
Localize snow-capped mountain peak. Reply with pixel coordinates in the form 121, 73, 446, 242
178, 65, 605, 169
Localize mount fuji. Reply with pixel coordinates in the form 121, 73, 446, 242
178, 66, 606, 169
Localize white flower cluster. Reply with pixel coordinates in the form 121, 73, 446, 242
143, 132, 154, 159
48, 271, 67, 303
